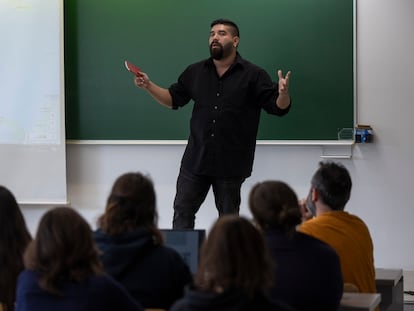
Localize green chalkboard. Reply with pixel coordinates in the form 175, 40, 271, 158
64, 0, 354, 141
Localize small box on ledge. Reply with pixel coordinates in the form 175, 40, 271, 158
355, 124, 373, 143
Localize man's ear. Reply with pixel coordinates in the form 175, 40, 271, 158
233, 36, 240, 48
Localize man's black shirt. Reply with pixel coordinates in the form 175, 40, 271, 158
169, 53, 290, 178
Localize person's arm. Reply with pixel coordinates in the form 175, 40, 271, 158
276, 70, 291, 109
134, 72, 173, 108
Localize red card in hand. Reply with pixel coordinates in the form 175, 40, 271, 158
125, 60, 142, 76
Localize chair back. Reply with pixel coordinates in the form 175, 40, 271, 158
344, 282, 360, 293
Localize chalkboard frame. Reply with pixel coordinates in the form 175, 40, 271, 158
64, 0, 355, 142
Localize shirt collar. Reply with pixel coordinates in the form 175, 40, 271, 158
204, 52, 245, 69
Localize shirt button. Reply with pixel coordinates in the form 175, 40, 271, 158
216, 93, 220, 97
212, 119, 216, 123
214, 106, 218, 109
211, 133, 215, 137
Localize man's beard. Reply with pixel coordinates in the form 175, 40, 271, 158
209, 41, 233, 60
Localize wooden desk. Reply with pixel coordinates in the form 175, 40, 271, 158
375, 268, 404, 311
339, 292, 381, 311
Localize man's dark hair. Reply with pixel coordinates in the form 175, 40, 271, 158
311, 161, 352, 211
211, 18, 240, 37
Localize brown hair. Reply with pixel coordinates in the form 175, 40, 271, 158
195, 215, 273, 297
97, 172, 163, 243
24, 207, 103, 295
0, 186, 32, 310
249, 180, 301, 235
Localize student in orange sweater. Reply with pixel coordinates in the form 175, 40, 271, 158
299, 161, 376, 294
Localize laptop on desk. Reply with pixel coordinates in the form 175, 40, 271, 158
160, 229, 206, 275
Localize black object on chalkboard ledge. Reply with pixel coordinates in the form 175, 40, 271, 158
355, 124, 373, 143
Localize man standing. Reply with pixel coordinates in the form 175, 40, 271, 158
299, 161, 376, 294
134, 19, 291, 229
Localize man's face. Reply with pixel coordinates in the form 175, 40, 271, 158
209, 24, 238, 60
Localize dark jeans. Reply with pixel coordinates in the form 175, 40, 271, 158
172, 168, 246, 229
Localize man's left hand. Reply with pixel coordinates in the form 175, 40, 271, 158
278, 70, 291, 95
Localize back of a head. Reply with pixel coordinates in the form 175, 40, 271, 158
195, 215, 272, 297
0, 185, 32, 310
24, 206, 102, 294
0, 185, 31, 242
98, 172, 158, 236
248, 181, 301, 233
311, 161, 352, 211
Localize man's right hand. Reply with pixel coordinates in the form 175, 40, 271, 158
299, 198, 314, 221
134, 72, 150, 89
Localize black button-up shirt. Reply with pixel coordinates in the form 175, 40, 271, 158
169, 53, 290, 178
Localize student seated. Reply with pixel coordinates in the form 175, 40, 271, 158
94, 172, 192, 310
299, 161, 376, 294
15, 207, 143, 311
170, 215, 296, 311
0, 186, 32, 311
249, 180, 343, 311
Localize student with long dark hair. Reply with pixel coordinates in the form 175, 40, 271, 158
15, 207, 143, 311
170, 215, 295, 311
0, 186, 32, 311
94, 172, 192, 309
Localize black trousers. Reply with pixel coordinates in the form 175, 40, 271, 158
172, 168, 246, 229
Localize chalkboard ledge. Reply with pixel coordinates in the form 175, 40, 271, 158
66, 140, 354, 158
66, 140, 355, 146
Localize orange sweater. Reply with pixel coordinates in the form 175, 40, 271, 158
299, 211, 376, 294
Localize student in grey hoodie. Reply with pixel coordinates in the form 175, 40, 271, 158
94, 172, 192, 310
170, 215, 295, 311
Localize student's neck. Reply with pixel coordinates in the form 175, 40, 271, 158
316, 204, 334, 216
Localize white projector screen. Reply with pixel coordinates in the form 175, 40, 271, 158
0, 0, 67, 204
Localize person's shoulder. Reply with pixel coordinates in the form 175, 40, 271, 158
297, 231, 340, 257
88, 274, 132, 297
89, 274, 144, 310
155, 245, 192, 271
236, 54, 265, 71
16, 269, 43, 297
298, 216, 320, 231
331, 211, 371, 231
342, 210, 368, 224
186, 58, 211, 70
17, 269, 39, 284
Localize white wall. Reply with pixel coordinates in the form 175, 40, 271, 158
22, 0, 414, 270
